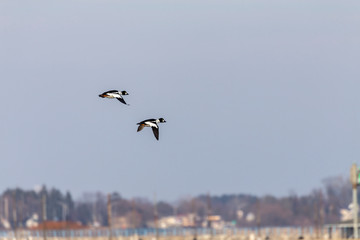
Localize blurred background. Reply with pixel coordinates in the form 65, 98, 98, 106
0, 0, 360, 235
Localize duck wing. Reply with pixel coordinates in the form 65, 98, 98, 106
105, 90, 118, 93
100, 90, 118, 95
116, 97, 127, 105
152, 126, 159, 140
137, 124, 145, 132
139, 119, 156, 123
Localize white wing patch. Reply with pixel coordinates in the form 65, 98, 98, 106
146, 121, 158, 128
107, 92, 121, 98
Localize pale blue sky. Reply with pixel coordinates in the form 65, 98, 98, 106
1, 0, 360, 200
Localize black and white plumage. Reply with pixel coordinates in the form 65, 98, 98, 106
137, 118, 166, 140
99, 90, 129, 105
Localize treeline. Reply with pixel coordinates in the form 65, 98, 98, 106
0, 176, 352, 228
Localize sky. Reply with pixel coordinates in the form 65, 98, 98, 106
1, 0, 360, 201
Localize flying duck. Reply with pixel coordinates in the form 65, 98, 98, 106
99, 90, 129, 105
137, 118, 166, 140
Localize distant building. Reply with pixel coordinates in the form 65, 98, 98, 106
30, 221, 84, 230
202, 215, 224, 229
157, 216, 181, 228
112, 217, 130, 229
147, 214, 197, 228
325, 220, 360, 239
0, 217, 11, 229
25, 214, 39, 228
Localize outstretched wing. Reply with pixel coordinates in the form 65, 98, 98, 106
152, 127, 159, 140
105, 90, 118, 93
116, 97, 127, 105
137, 124, 145, 132
139, 119, 156, 123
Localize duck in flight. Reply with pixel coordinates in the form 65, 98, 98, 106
99, 90, 129, 105
137, 118, 166, 140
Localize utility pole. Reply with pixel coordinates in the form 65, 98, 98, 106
131, 199, 136, 229
351, 164, 359, 239
19, 195, 23, 228
57, 202, 68, 222
92, 200, 97, 226
319, 194, 324, 238
191, 198, 197, 240
354, 187, 358, 239
4, 197, 9, 223
314, 199, 319, 239
107, 194, 112, 240
154, 193, 159, 240
256, 199, 261, 237
42, 194, 47, 240
206, 193, 212, 228
57, 201, 68, 231
12, 192, 17, 240
206, 193, 213, 240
